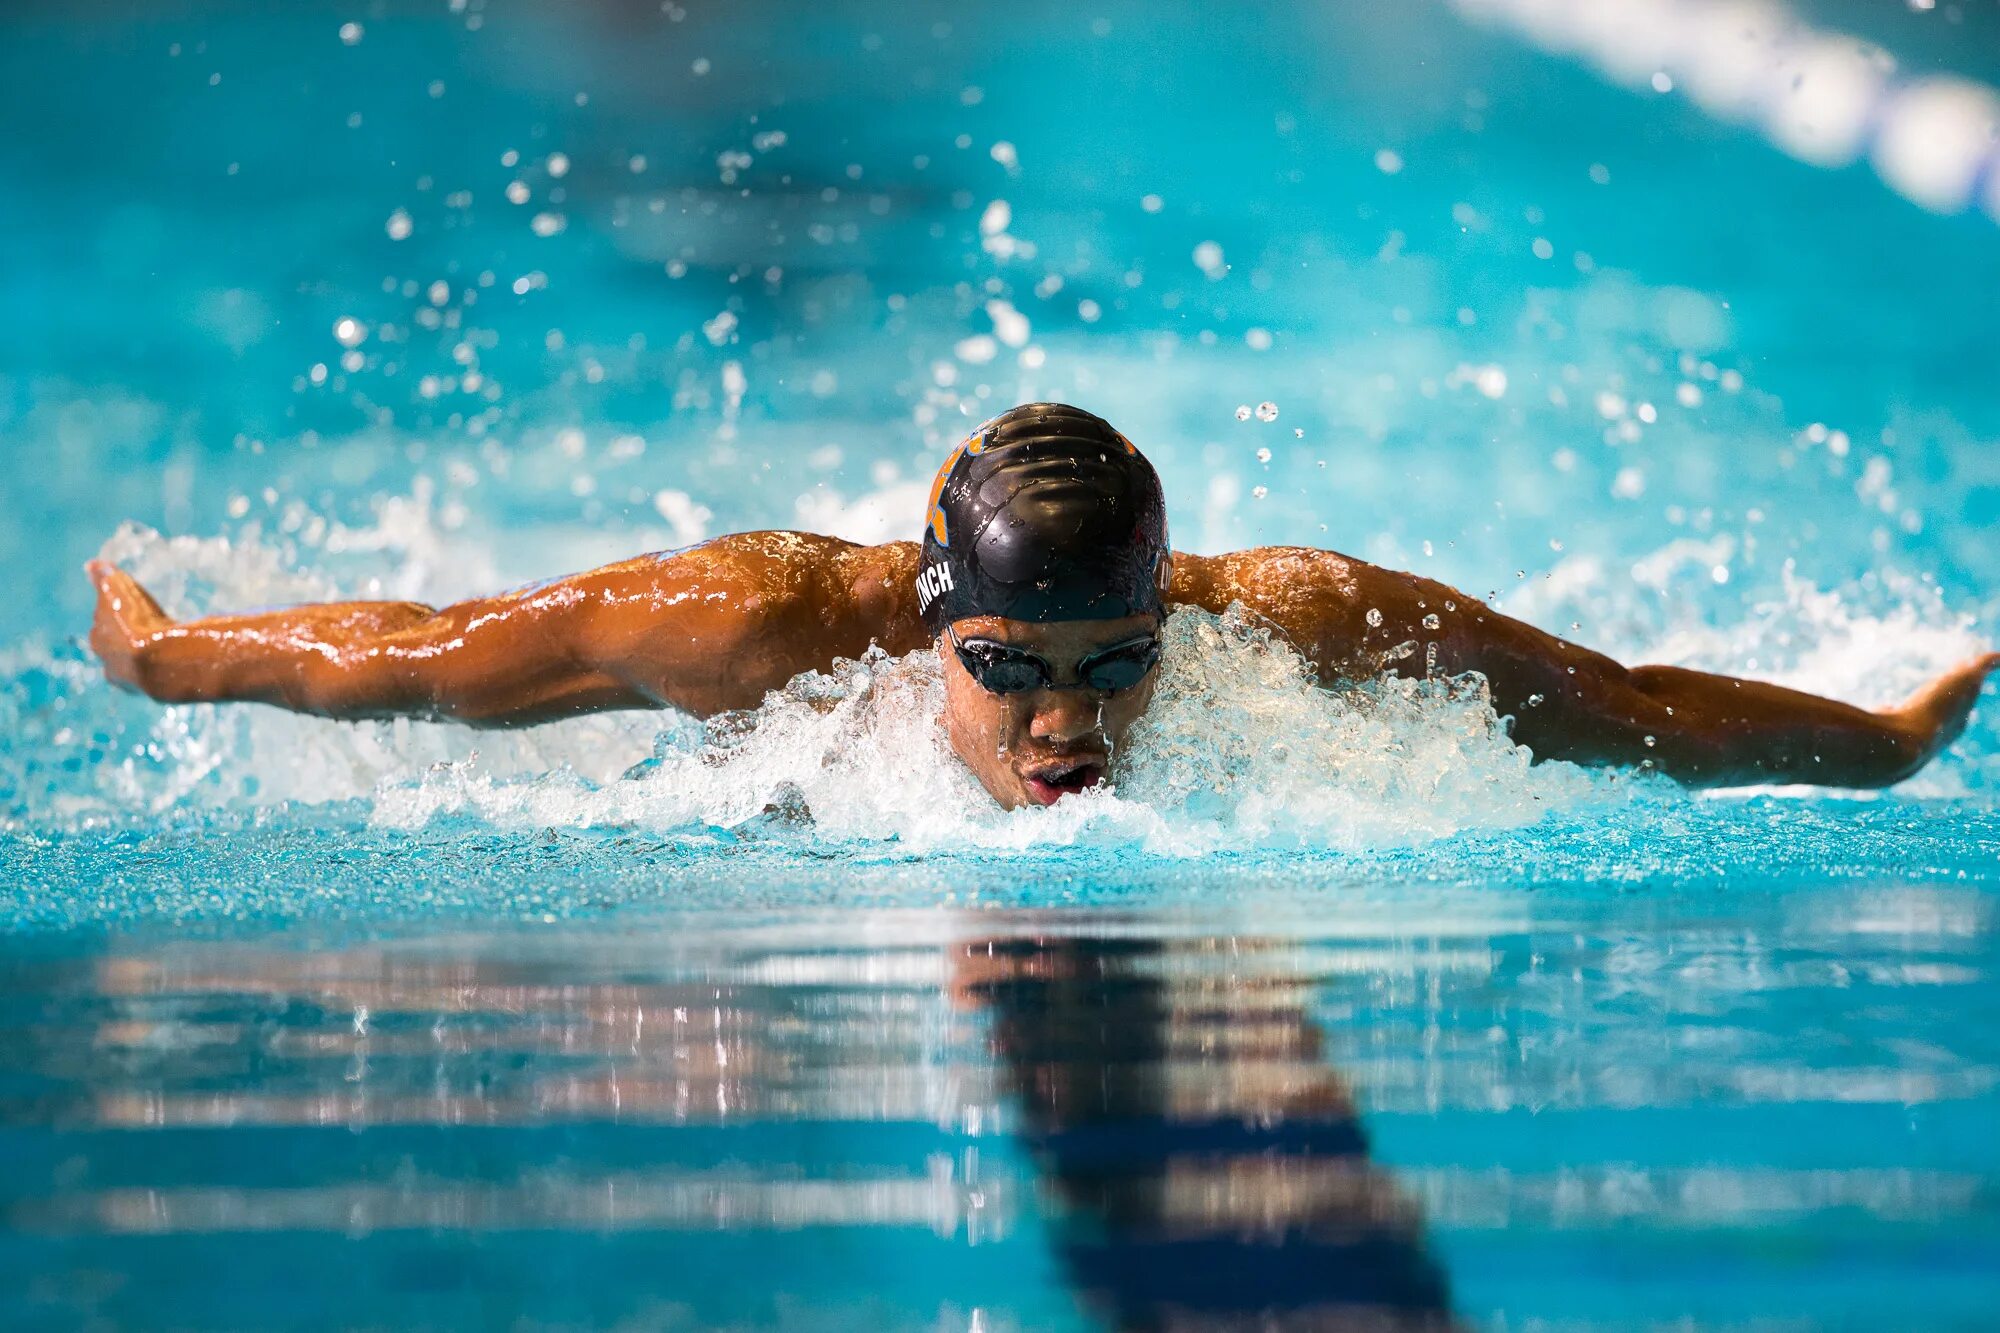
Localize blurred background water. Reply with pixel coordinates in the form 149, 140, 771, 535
5, 0, 1999, 639
4, 0, 2000, 1328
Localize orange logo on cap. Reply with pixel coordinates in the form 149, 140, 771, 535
924, 429, 987, 546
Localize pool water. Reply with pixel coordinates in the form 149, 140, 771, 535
5, 852, 1999, 1330
5, 0, 2000, 1328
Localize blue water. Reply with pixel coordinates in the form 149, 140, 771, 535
5, 0, 2000, 1327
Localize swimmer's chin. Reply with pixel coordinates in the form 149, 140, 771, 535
1019, 761, 1108, 807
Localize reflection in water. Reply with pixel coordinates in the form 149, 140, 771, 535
2, 887, 1994, 1329
965, 936, 1456, 1330
1, 917, 1455, 1329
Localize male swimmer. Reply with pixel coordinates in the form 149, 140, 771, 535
88, 402, 1998, 808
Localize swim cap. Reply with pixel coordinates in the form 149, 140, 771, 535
916, 403, 1171, 635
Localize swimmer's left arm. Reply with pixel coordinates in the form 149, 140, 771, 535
1177, 547, 1997, 788
1422, 596, 1997, 789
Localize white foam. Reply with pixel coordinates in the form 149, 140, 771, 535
793, 478, 932, 547
373, 604, 1607, 854
14, 514, 1988, 841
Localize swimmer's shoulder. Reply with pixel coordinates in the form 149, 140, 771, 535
1168, 546, 1386, 615
601, 532, 914, 583
1169, 546, 1412, 677
586, 532, 926, 657
684, 532, 926, 650
585, 532, 916, 613
835, 540, 926, 650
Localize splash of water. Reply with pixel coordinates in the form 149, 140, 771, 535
3, 508, 1990, 842
1503, 548, 1997, 794
374, 604, 1609, 854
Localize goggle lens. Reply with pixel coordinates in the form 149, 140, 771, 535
1080, 642, 1160, 692
950, 631, 1160, 696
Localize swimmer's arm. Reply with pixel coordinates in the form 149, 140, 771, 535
86, 535, 927, 726
1422, 598, 1996, 789
1176, 548, 1997, 788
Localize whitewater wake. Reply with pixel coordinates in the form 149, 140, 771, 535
1, 509, 1991, 847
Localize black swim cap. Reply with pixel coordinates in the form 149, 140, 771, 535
915, 402, 1171, 635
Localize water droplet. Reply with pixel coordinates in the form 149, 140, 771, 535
1365, 608, 1384, 628
1251, 485, 1269, 500
1293, 427, 1304, 438
1255, 447, 1271, 464
1234, 404, 1252, 422
1643, 735, 1657, 747
1422, 613, 1441, 630
1527, 693, 1544, 706
338, 21, 364, 45
1256, 400, 1279, 422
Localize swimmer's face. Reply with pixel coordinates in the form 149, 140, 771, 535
938, 613, 1161, 809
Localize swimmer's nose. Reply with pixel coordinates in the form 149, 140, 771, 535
1027, 692, 1102, 745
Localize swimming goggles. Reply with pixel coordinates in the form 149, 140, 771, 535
946, 625, 1161, 695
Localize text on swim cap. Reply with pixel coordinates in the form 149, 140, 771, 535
915, 561, 955, 613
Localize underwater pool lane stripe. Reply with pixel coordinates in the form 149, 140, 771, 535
18, 1173, 1018, 1237
1452, 0, 2000, 222
16, 1164, 1982, 1236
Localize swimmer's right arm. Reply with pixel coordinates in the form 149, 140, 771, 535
87, 535, 927, 726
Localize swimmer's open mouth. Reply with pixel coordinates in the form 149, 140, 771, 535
1021, 760, 1107, 806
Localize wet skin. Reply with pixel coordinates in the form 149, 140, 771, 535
88, 531, 2000, 800
938, 613, 1160, 809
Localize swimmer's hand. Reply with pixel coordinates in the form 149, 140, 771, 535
1886, 653, 2000, 771
87, 560, 173, 694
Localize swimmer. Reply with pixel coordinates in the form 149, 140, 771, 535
88, 402, 1998, 808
